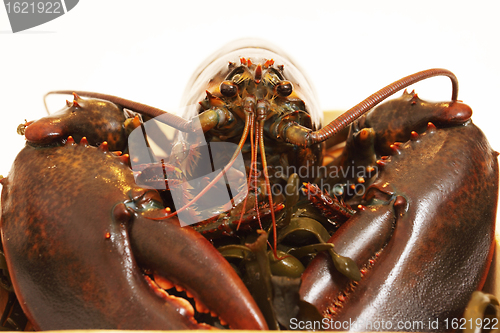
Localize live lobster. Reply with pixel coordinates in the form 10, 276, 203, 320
0, 39, 497, 331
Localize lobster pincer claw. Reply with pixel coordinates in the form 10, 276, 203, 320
130, 213, 269, 330
0, 140, 267, 330
299, 121, 498, 332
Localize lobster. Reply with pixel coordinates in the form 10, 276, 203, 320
0, 39, 498, 330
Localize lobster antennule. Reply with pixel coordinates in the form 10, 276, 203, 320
237, 112, 257, 230
256, 101, 280, 257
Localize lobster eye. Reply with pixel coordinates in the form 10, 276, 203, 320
220, 81, 239, 97
275, 81, 293, 97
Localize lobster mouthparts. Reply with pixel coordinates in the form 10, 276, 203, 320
0, 141, 267, 330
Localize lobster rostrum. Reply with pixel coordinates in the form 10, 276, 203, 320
0, 39, 498, 330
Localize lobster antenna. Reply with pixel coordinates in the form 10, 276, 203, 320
283, 68, 459, 146
257, 115, 279, 257
43, 90, 194, 133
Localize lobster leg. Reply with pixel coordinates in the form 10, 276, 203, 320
322, 126, 377, 199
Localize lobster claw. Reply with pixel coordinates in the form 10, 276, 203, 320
129, 213, 268, 330
299, 198, 397, 319
0, 142, 267, 330
300, 122, 498, 331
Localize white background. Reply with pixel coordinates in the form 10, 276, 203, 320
1, 1, 499, 209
